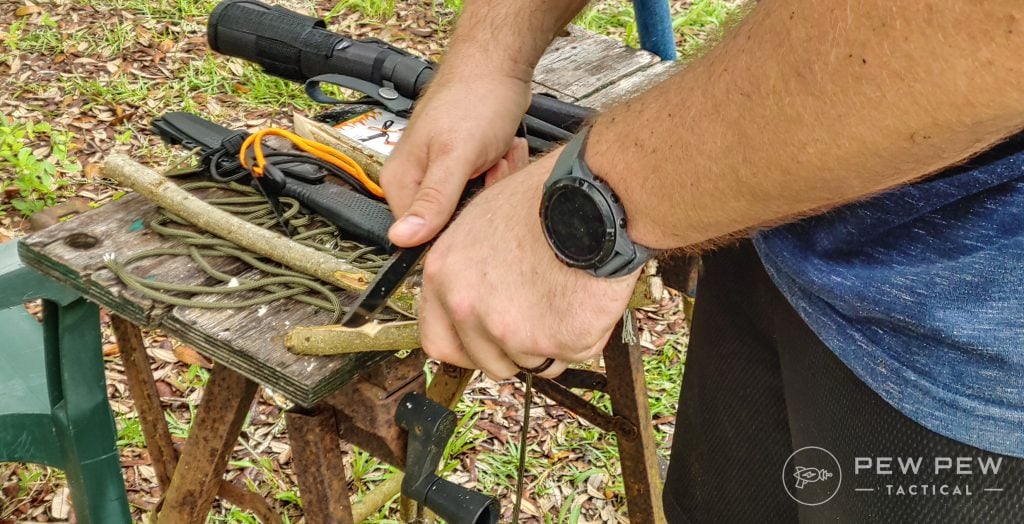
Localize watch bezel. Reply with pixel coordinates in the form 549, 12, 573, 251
540, 126, 655, 278
540, 176, 618, 268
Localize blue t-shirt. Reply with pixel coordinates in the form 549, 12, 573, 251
754, 135, 1024, 458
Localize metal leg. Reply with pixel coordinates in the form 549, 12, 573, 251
604, 313, 667, 523
285, 406, 355, 524
112, 317, 281, 523
156, 364, 258, 524
111, 317, 178, 488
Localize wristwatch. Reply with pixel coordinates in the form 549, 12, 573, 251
540, 127, 656, 278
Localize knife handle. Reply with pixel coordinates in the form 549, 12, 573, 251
281, 180, 395, 252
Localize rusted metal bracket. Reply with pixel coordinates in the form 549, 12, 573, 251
552, 368, 608, 392
524, 373, 637, 438
157, 364, 260, 524
323, 352, 427, 467
286, 405, 355, 524
604, 312, 666, 523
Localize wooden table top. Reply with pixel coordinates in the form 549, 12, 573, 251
18, 27, 671, 407
19, 188, 392, 406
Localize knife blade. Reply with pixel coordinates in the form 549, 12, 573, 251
339, 177, 485, 327
340, 244, 428, 327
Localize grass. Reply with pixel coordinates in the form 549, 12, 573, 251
4, 15, 63, 55
0, 464, 65, 520
673, 0, 739, 57
575, 0, 740, 58
576, 1, 640, 48
0, 0, 320, 200
330, 0, 398, 21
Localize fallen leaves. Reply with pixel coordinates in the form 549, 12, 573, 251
103, 342, 121, 357
15, 3, 41, 17
48, 486, 70, 520
172, 344, 213, 369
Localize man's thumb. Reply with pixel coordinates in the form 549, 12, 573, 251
388, 177, 463, 247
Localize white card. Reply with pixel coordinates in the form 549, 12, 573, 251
333, 109, 408, 156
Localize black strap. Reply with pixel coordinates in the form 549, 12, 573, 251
304, 74, 414, 115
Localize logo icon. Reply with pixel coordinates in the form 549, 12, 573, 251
783, 446, 842, 506
793, 466, 833, 489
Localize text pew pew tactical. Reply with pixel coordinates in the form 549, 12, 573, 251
17, 28, 693, 523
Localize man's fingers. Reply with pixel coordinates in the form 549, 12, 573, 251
388, 152, 480, 247
379, 151, 425, 218
507, 137, 529, 172
451, 320, 521, 380
484, 158, 511, 187
581, 330, 613, 361
485, 137, 532, 186
419, 291, 478, 370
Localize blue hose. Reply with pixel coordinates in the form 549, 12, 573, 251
633, 0, 677, 61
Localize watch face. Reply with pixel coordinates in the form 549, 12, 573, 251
546, 185, 609, 264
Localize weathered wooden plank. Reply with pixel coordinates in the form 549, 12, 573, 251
578, 60, 682, 110
530, 82, 572, 101
533, 27, 661, 101
22, 187, 383, 404
19, 189, 254, 327
20, 194, 170, 325
164, 267, 390, 406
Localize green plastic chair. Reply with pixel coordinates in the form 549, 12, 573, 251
0, 240, 131, 523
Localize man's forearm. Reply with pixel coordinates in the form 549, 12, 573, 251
437, 0, 589, 85
587, 0, 1024, 250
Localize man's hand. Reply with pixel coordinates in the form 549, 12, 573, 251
381, 76, 531, 247
418, 152, 641, 380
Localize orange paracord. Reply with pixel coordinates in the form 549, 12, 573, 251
239, 128, 384, 198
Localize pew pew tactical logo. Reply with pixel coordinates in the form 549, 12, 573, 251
783, 447, 843, 506
782, 446, 1008, 506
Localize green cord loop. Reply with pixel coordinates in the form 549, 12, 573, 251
105, 179, 400, 324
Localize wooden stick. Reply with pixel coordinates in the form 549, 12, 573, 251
350, 474, 402, 523
286, 320, 421, 355
287, 271, 664, 355
293, 113, 386, 183
101, 154, 416, 308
